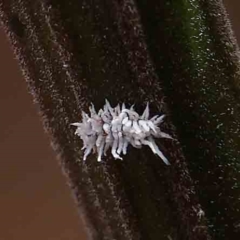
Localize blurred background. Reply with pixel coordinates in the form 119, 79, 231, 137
0, 1, 239, 239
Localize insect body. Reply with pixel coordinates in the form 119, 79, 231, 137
71, 100, 172, 164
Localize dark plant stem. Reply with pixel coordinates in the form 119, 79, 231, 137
0, 0, 239, 239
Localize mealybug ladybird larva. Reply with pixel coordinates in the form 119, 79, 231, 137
71, 100, 172, 164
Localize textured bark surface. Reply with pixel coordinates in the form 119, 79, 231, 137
0, 0, 240, 239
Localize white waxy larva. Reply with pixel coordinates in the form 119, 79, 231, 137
71, 100, 173, 164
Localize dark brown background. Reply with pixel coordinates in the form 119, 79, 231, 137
0, 1, 239, 239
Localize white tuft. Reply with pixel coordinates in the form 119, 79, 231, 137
71, 100, 172, 164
